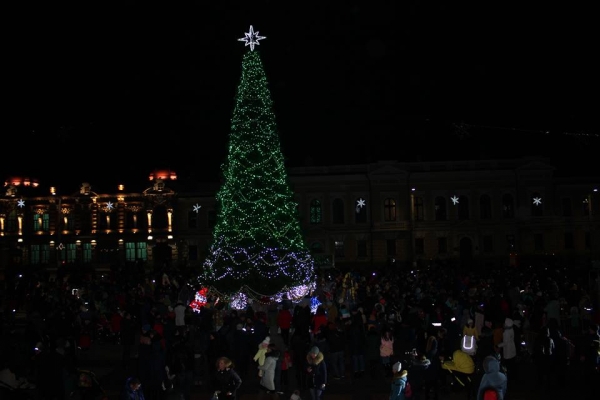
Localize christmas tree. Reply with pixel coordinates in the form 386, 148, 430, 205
200, 26, 315, 301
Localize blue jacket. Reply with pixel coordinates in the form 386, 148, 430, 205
120, 377, 146, 400
389, 371, 408, 400
477, 356, 507, 400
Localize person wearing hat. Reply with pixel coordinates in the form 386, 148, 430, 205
305, 346, 327, 400
389, 361, 410, 400
253, 336, 271, 377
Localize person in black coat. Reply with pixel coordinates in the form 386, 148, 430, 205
212, 357, 242, 400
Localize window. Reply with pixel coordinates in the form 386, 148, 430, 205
65, 215, 75, 231
483, 235, 494, 253
153, 205, 168, 229
33, 213, 50, 232
562, 198, 573, 217
413, 197, 424, 221
435, 197, 447, 221
207, 210, 217, 229
334, 241, 344, 257
415, 238, 424, 255
357, 240, 367, 258
355, 198, 367, 223
310, 199, 322, 224
30, 244, 41, 265
188, 211, 198, 229
332, 199, 345, 224
564, 232, 574, 249
531, 192, 543, 217
136, 242, 147, 261
80, 208, 92, 233
30, 244, 50, 265
126, 242, 147, 262
6, 210, 17, 233
583, 197, 591, 217
437, 237, 447, 254
479, 195, 492, 219
65, 243, 77, 263
82, 243, 92, 263
502, 194, 514, 218
386, 239, 396, 256
534, 233, 544, 251
458, 195, 469, 220
383, 198, 396, 221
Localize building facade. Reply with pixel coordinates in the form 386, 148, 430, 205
1, 157, 598, 280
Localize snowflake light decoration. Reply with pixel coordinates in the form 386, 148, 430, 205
356, 198, 366, 213
17, 199, 25, 208
310, 296, 322, 314
533, 197, 542, 206
451, 196, 459, 205
193, 204, 201, 213
238, 25, 266, 51
106, 201, 114, 211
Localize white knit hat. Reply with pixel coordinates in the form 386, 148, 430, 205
262, 336, 271, 345
392, 361, 402, 373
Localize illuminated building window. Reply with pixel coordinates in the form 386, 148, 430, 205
310, 199, 322, 224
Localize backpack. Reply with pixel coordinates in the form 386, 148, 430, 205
404, 381, 413, 399
483, 388, 499, 400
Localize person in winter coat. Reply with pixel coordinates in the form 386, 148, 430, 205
305, 346, 327, 400
476, 355, 507, 400
212, 357, 242, 400
496, 318, 517, 379
258, 347, 278, 393
253, 336, 271, 377
389, 361, 409, 400
120, 376, 146, 400
380, 328, 395, 376
277, 306, 293, 346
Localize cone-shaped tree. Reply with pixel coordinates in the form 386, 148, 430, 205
200, 35, 315, 298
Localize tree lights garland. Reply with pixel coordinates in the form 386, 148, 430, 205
198, 27, 316, 299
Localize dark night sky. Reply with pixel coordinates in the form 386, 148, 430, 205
5, 1, 599, 190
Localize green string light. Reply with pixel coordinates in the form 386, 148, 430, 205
200, 49, 315, 297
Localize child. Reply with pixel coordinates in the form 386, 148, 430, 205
253, 336, 271, 377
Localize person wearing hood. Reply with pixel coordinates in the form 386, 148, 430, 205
120, 376, 146, 400
496, 318, 517, 379
476, 355, 507, 400
389, 361, 409, 400
305, 346, 327, 400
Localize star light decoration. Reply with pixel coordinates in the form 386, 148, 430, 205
238, 25, 266, 51
17, 199, 25, 208
451, 196, 460, 205
193, 204, 201, 213
533, 197, 542, 206
356, 198, 366, 213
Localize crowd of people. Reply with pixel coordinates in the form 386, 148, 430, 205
0, 259, 598, 400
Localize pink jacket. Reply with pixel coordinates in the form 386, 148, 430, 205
380, 337, 394, 357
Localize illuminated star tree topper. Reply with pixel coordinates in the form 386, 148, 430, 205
238, 25, 266, 51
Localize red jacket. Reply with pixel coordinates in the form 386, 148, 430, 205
277, 309, 293, 329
